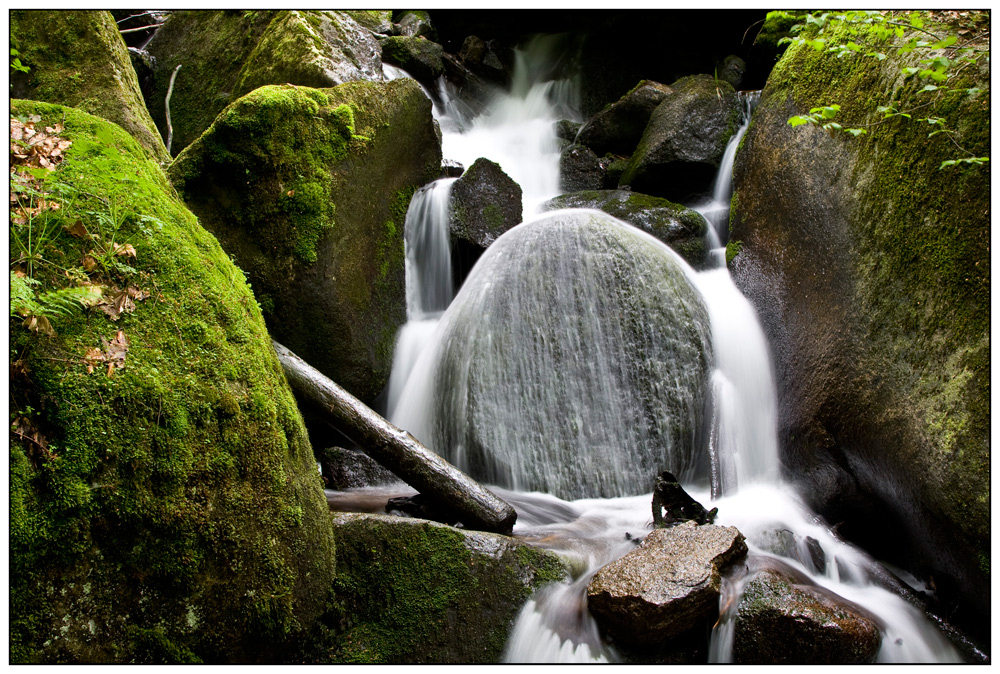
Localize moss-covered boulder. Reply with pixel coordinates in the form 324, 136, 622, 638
379, 35, 446, 87
577, 80, 673, 157
310, 513, 567, 663
733, 570, 881, 664
449, 157, 523, 249
9, 10, 170, 164
9, 100, 336, 663
144, 10, 385, 156
620, 75, 739, 202
168, 80, 441, 403
728, 11, 989, 639
542, 190, 708, 268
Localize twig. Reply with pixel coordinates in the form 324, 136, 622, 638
165, 64, 181, 155
116, 11, 163, 24
884, 20, 944, 42
742, 18, 766, 45
120, 24, 164, 35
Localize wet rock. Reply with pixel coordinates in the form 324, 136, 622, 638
325, 513, 568, 663
344, 10, 393, 35
441, 158, 464, 177
652, 471, 718, 527
386, 493, 458, 526
577, 80, 672, 157
559, 144, 604, 192
448, 157, 523, 250
733, 569, 881, 663
320, 446, 396, 489
620, 74, 739, 202
555, 118, 583, 143
394, 10, 436, 40
717, 54, 746, 89
541, 189, 708, 268
380, 35, 444, 87
587, 521, 747, 645
459, 34, 487, 65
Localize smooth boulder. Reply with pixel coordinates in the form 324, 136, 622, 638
620, 74, 739, 201
577, 80, 673, 157
587, 522, 747, 644
542, 190, 708, 268
168, 80, 441, 403
380, 35, 445, 88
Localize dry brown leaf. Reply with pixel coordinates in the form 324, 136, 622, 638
113, 243, 137, 258
127, 286, 150, 301
99, 288, 135, 321
23, 314, 55, 337
81, 254, 98, 272
65, 220, 90, 238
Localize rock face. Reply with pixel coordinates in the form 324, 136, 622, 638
559, 144, 604, 192
448, 157, 523, 249
9, 10, 170, 164
144, 10, 384, 156
319, 447, 396, 489
728, 14, 989, 637
320, 513, 567, 663
379, 35, 445, 87
168, 80, 441, 403
587, 522, 747, 645
409, 210, 713, 500
542, 190, 708, 268
733, 569, 881, 664
620, 75, 739, 201
577, 80, 673, 157
10, 100, 336, 663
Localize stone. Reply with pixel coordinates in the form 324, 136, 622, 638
620, 74, 739, 202
577, 80, 672, 157
379, 35, 445, 88
394, 10, 436, 40
9, 10, 170, 164
448, 157, 523, 250
541, 189, 708, 268
559, 143, 604, 192
587, 522, 747, 645
459, 35, 487, 65
717, 54, 746, 89
441, 158, 464, 177
319, 447, 396, 489
322, 513, 568, 663
168, 80, 441, 403
651, 471, 718, 527
554, 118, 583, 143
733, 569, 881, 664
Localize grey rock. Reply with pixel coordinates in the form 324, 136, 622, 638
379, 35, 445, 87
555, 118, 583, 143
449, 157, 522, 249
559, 143, 604, 192
588, 522, 747, 645
578, 80, 673, 157
320, 446, 396, 489
395, 10, 436, 40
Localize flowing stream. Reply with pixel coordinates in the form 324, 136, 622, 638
372, 39, 963, 664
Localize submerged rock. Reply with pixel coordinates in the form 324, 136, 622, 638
168, 80, 441, 403
320, 513, 567, 663
620, 74, 739, 202
733, 569, 881, 663
577, 80, 673, 157
448, 157, 523, 250
10, 100, 335, 663
587, 522, 747, 645
541, 190, 708, 268
400, 210, 713, 500
10, 10, 170, 164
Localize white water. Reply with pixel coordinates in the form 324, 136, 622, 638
378, 42, 964, 664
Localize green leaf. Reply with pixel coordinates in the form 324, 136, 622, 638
788, 115, 812, 127
919, 84, 940, 93
846, 41, 862, 51
909, 13, 924, 29
845, 128, 868, 137
965, 87, 982, 97
929, 70, 949, 82
932, 35, 959, 49
902, 67, 920, 77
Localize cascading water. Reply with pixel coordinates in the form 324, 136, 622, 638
375, 40, 964, 664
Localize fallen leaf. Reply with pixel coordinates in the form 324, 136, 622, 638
127, 286, 150, 301
99, 288, 134, 321
65, 220, 90, 238
81, 254, 98, 272
113, 243, 137, 258
23, 314, 55, 337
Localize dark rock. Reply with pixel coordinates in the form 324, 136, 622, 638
110, 9, 169, 48
541, 189, 708, 268
448, 157, 523, 250
734, 569, 881, 664
379, 35, 445, 88
320, 446, 396, 489
441, 158, 464, 177
168, 80, 441, 403
386, 493, 458, 526
127, 47, 155, 102
577, 80, 672, 156
729, 16, 989, 639
555, 118, 582, 143
602, 155, 630, 188
651, 471, 718, 527
323, 513, 568, 663
559, 143, 604, 192
394, 10, 436, 40
620, 74, 739, 202
717, 54, 746, 89
458, 34, 487, 65
588, 521, 747, 645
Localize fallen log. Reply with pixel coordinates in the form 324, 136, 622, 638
273, 340, 517, 534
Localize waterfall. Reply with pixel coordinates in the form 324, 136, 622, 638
378, 40, 964, 664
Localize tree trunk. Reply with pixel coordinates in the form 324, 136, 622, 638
273, 340, 517, 534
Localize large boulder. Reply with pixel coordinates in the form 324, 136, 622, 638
379, 35, 445, 88
168, 80, 441, 403
395, 210, 713, 500
620, 75, 740, 202
542, 190, 708, 268
728, 12, 989, 639
144, 10, 384, 156
9, 10, 170, 164
448, 157, 523, 249
733, 569, 881, 664
577, 80, 673, 157
9, 100, 336, 663
311, 513, 568, 663
587, 522, 747, 645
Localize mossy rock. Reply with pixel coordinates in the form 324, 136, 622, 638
379, 35, 445, 87
729, 11, 989, 639
144, 10, 383, 157
9, 10, 169, 164
449, 157, 523, 251
309, 513, 568, 663
344, 10, 394, 35
577, 79, 673, 157
542, 189, 709, 268
168, 79, 441, 403
9, 100, 336, 663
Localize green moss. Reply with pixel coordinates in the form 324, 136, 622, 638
9, 100, 335, 663
725, 239, 743, 265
